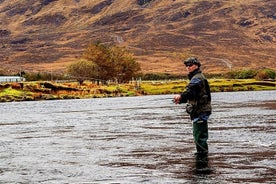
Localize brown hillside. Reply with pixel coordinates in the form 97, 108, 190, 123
0, 0, 275, 75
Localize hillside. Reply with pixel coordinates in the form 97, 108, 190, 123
0, 0, 275, 75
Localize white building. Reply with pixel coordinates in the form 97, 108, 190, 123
0, 76, 26, 83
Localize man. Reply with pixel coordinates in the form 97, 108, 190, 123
174, 57, 212, 156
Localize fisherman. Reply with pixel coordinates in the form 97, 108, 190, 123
173, 57, 212, 156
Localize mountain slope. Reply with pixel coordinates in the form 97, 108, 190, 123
0, 0, 275, 74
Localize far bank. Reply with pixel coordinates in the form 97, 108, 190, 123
0, 79, 275, 103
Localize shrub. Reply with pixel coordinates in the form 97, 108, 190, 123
23, 72, 68, 81
255, 68, 276, 80
225, 69, 256, 79
236, 69, 257, 79
141, 73, 186, 80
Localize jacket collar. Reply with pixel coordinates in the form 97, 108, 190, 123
188, 68, 201, 80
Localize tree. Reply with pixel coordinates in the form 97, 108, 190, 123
82, 42, 141, 82
110, 46, 141, 82
83, 42, 113, 81
67, 59, 99, 84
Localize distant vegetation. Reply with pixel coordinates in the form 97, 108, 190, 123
0, 67, 275, 82
225, 69, 275, 80
66, 42, 141, 84
0, 41, 275, 84
139, 68, 275, 81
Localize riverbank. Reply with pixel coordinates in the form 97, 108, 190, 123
0, 79, 275, 102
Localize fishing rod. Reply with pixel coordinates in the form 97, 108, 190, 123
154, 96, 176, 103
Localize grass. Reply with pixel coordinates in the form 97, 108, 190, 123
209, 79, 276, 92
139, 80, 188, 95
0, 79, 275, 102
138, 79, 275, 94
0, 88, 23, 97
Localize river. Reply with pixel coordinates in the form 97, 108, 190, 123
0, 90, 275, 183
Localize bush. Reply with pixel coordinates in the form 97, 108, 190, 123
255, 68, 275, 80
225, 69, 256, 79
141, 73, 186, 80
23, 72, 68, 81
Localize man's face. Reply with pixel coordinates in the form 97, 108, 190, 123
185, 63, 198, 73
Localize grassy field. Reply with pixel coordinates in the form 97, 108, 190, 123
0, 79, 275, 102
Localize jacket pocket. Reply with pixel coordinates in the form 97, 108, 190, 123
186, 103, 196, 114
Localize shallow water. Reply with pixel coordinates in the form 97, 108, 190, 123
0, 90, 275, 183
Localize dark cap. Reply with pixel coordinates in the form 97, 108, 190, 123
183, 57, 201, 67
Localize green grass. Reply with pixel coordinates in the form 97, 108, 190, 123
138, 79, 275, 94
209, 79, 275, 92
139, 80, 188, 95
0, 88, 23, 97
0, 79, 275, 102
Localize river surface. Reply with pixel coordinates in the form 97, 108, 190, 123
0, 90, 275, 184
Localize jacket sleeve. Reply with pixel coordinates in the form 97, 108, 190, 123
179, 78, 202, 103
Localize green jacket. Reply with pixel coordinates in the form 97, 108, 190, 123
180, 69, 212, 119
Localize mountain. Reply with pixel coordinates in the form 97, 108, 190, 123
0, 0, 275, 74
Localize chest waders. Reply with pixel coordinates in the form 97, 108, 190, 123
189, 72, 211, 154
193, 120, 208, 154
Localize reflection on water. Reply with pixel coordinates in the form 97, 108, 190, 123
0, 90, 275, 183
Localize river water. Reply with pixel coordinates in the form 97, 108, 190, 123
0, 90, 275, 183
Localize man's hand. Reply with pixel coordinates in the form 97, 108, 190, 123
173, 95, 181, 104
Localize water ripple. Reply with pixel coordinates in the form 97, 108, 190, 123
0, 91, 275, 183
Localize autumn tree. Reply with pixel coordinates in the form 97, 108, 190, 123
110, 46, 141, 82
67, 59, 99, 84
82, 42, 111, 81
82, 42, 141, 82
